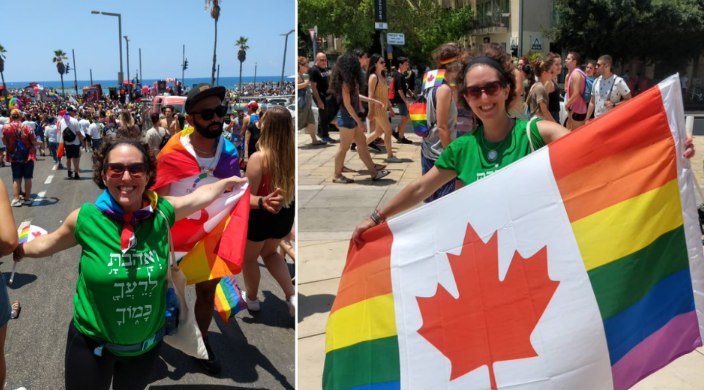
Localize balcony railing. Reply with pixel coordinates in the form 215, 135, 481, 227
467, 14, 510, 34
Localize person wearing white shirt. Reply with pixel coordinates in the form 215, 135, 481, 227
87, 116, 102, 152
45, 116, 62, 170
78, 114, 91, 152
59, 106, 84, 179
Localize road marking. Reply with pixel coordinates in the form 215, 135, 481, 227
32, 191, 46, 206
45, 175, 54, 184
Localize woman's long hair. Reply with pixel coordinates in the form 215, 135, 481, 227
257, 105, 295, 207
328, 53, 364, 100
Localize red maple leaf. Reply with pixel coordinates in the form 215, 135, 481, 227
427, 74, 435, 83
416, 223, 559, 389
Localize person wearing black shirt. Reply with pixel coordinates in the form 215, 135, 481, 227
308, 53, 337, 143
391, 57, 413, 144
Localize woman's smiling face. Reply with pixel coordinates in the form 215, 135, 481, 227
102, 144, 150, 213
463, 65, 509, 121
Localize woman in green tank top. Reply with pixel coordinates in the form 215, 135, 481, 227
353, 48, 570, 244
12, 139, 245, 389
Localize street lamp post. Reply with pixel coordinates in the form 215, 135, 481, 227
124, 35, 130, 83
280, 29, 294, 88
91, 10, 123, 85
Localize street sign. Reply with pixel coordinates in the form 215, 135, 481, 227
375, 22, 388, 30
387, 33, 405, 45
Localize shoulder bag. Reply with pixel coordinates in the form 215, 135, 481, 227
155, 208, 208, 360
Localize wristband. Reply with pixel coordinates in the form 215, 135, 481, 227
370, 209, 386, 225
259, 196, 264, 210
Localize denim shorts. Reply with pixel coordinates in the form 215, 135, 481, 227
336, 110, 356, 129
395, 101, 409, 117
65, 144, 81, 159
11, 161, 34, 180
0, 273, 11, 328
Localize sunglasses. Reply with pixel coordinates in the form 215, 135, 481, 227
595, 64, 603, 68
191, 105, 227, 120
106, 163, 148, 178
464, 81, 504, 99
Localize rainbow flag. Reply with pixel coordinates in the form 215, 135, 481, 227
47, 91, 60, 100
214, 275, 248, 324
153, 128, 249, 285
409, 102, 429, 137
323, 75, 704, 390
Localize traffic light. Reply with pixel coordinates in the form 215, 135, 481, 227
119, 89, 126, 103
316, 37, 322, 46
183, 59, 189, 70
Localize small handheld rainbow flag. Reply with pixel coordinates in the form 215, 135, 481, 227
215, 275, 248, 324
18, 225, 47, 244
421, 69, 446, 92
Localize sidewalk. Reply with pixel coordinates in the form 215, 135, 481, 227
297, 127, 704, 389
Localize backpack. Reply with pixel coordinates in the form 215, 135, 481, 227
409, 86, 438, 137
584, 76, 594, 104
62, 120, 76, 143
388, 76, 396, 101
410, 69, 446, 137
9, 123, 29, 162
158, 129, 171, 151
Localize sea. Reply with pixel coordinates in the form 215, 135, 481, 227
3, 75, 290, 94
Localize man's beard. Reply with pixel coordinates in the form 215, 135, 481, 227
194, 120, 224, 139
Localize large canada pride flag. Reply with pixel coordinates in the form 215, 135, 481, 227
323, 75, 704, 390
153, 128, 250, 285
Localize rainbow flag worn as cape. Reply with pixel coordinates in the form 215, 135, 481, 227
323, 75, 704, 390
215, 275, 248, 324
153, 128, 249, 285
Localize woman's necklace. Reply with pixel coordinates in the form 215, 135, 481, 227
481, 119, 515, 163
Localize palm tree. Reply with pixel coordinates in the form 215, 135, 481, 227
0, 44, 6, 92
52, 50, 68, 97
236, 36, 249, 99
205, 0, 221, 86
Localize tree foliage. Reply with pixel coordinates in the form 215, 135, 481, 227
552, 0, 704, 76
298, 0, 473, 67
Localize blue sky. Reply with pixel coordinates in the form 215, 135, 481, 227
0, 0, 296, 82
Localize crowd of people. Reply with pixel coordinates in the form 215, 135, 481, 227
297, 43, 676, 192
0, 83, 295, 389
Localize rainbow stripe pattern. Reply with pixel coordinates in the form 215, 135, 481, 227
409, 102, 429, 137
153, 128, 248, 285
18, 225, 31, 244
548, 83, 700, 390
323, 75, 703, 390
323, 224, 400, 390
215, 275, 248, 324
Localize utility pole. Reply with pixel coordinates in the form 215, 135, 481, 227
90, 69, 93, 85
124, 35, 130, 83
72, 49, 78, 95
254, 62, 257, 90
217, 64, 220, 86
181, 44, 186, 86
139, 48, 143, 84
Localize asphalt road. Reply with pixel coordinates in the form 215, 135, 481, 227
1, 150, 294, 390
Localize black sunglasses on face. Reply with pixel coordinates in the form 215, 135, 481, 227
191, 105, 227, 120
106, 163, 148, 178
464, 81, 504, 99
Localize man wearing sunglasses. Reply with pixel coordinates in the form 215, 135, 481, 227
586, 55, 632, 121
153, 83, 244, 375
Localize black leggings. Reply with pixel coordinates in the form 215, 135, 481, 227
64, 321, 162, 390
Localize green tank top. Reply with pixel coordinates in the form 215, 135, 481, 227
435, 118, 546, 185
73, 197, 175, 356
